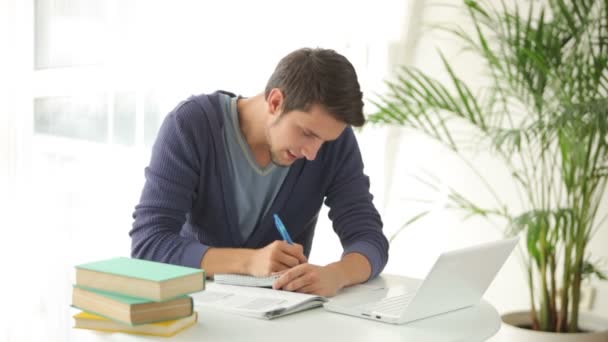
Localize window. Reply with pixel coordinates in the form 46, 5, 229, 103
4, 1, 411, 339
34, 94, 109, 142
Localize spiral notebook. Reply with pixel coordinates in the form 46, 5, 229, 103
213, 274, 280, 288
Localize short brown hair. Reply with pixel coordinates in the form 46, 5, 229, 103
264, 48, 365, 127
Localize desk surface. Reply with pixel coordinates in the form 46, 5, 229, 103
70, 275, 501, 342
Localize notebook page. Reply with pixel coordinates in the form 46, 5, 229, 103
192, 282, 327, 319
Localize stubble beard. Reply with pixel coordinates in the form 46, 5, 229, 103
270, 148, 291, 168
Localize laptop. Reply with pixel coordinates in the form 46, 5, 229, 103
323, 237, 518, 324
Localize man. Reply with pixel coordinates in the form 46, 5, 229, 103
130, 48, 389, 297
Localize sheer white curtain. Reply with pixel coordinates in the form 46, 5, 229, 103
1, 1, 412, 340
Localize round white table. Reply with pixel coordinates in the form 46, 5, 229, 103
70, 276, 501, 342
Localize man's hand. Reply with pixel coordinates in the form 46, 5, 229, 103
272, 253, 372, 297
247, 241, 307, 277
272, 263, 343, 297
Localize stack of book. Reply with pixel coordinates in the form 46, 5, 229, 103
71, 257, 205, 337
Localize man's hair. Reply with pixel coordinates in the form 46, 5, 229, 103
264, 48, 365, 127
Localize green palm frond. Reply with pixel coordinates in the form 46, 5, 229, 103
369, 0, 608, 333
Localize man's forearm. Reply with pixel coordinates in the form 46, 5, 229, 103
201, 247, 254, 277
325, 252, 372, 289
202, 242, 308, 277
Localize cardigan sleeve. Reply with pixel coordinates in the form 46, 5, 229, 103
129, 100, 210, 269
324, 127, 389, 279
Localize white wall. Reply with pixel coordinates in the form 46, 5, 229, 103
0, 0, 16, 205
0, 0, 17, 337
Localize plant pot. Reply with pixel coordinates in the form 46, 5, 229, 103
497, 311, 608, 342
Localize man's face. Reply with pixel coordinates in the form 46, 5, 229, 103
265, 104, 347, 167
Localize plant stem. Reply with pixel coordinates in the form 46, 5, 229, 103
569, 251, 584, 332
549, 253, 557, 328
528, 263, 540, 330
557, 239, 572, 332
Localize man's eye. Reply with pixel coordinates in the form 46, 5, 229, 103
302, 130, 314, 137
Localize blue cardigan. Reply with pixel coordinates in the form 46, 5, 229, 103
130, 91, 389, 279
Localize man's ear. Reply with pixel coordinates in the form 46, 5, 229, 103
266, 88, 284, 116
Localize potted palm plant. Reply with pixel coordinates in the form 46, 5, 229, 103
369, 0, 607, 340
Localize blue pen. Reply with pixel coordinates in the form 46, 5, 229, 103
273, 214, 294, 245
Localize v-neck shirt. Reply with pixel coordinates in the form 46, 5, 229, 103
220, 93, 290, 242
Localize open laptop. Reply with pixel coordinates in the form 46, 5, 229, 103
324, 237, 518, 324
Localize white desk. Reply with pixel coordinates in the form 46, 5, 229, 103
69, 275, 501, 342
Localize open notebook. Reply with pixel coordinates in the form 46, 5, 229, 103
192, 282, 327, 319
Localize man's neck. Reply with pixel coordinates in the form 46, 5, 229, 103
236, 94, 272, 163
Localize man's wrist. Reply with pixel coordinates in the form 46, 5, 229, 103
201, 247, 255, 276
241, 249, 255, 274
324, 262, 349, 290
326, 252, 372, 289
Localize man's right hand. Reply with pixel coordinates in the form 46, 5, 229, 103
247, 241, 307, 276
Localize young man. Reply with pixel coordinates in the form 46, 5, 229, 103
130, 48, 389, 297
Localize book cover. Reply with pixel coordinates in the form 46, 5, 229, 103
75, 257, 205, 301
72, 286, 193, 325
73, 311, 198, 337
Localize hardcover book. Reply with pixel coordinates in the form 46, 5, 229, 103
75, 257, 205, 302
73, 311, 197, 337
72, 286, 193, 325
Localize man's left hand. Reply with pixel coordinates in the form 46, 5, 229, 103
272, 263, 343, 297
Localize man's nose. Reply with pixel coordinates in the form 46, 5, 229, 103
301, 140, 323, 161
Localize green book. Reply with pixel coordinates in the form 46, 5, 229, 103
75, 257, 205, 302
71, 286, 193, 325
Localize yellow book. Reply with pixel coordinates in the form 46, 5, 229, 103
73, 311, 198, 337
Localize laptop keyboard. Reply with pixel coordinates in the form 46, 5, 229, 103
359, 292, 416, 316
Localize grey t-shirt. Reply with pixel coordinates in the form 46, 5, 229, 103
220, 94, 290, 242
